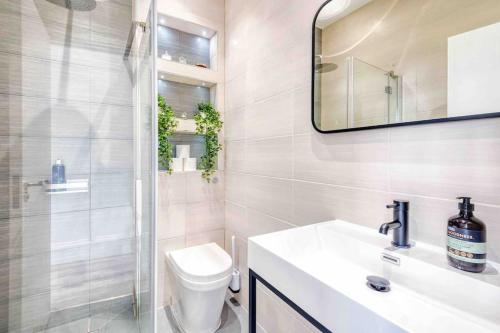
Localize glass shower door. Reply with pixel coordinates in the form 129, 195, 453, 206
134, 2, 157, 332
0, 0, 156, 332
349, 57, 390, 127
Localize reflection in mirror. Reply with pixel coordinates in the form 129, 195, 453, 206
313, 0, 500, 132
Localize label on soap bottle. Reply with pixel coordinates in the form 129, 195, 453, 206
447, 226, 486, 264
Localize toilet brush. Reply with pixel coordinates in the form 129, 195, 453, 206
229, 235, 241, 293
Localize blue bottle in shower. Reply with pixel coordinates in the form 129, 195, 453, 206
52, 159, 66, 184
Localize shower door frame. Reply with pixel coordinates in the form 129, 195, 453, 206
133, 0, 158, 331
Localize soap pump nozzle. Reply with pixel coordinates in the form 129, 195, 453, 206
457, 196, 474, 216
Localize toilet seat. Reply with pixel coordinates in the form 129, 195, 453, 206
166, 243, 232, 291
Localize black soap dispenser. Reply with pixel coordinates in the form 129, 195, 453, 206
447, 197, 486, 273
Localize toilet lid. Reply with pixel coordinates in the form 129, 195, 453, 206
167, 243, 232, 283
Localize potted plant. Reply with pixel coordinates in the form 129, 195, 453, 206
194, 102, 223, 182
158, 95, 178, 173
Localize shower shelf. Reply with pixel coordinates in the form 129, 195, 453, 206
158, 58, 221, 85
44, 179, 88, 195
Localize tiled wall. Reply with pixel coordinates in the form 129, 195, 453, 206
224, 0, 500, 332
0, 0, 135, 331
157, 171, 225, 307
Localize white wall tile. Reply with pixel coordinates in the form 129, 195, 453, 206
245, 175, 294, 222
185, 201, 225, 235
245, 136, 293, 178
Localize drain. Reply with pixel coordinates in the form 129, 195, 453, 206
366, 275, 391, 292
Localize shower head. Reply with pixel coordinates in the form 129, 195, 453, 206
46, 0, 97, 11
315, 55, 338, 73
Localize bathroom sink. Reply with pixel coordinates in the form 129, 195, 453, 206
248, 220, 500, 333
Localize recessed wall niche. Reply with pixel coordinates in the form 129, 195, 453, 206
158, 79, 211, 170
158, 15, 217, 70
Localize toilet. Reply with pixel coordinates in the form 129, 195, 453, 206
165, 243, 233, 333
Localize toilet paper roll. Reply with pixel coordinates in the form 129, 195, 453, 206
171, 158, 183, 172
183, 158, 197, 171
176, 145, 190, 158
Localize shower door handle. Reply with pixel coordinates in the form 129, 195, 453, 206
135, 179, 142, 237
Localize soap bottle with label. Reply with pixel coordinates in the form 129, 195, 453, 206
447, 197, 486, 273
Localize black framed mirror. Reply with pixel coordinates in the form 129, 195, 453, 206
312, 0, 500, 133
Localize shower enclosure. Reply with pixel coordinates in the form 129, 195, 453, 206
347, 57, 401, 128
0, 0, 157, 332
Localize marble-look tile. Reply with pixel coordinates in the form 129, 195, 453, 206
0, 251, 51, 299
90, 67, 133, 106
185, 229, 225, 248
51, 244, 89, 266
293, 180, 391, 229
90, 0, 131, 39
0, 53, 90, 102
389, 119, 500, 206
90, 206, 134, 242
0, 9, 91, 65
50, 260, 90, 312
4, 292, 51, 332
3, 214, 51, 259
225, 140, 245, 173
51, 210, 90, 251
225, 107, 246, 141
225, 72, 251, 111
186, 171, 224, 203
294, 130, 390, 190
185, 201, 225, 235
245, 136, 293, 178
226, 202, 292, 241
89, 30, 131, 71
157, 203, 186, 240
1, 0, 91, 29
159, 172, 187, 206
89, 253, 134, 302
91, 172, 133, 209
225, 171, 247, 206
91, 139, 133, 173
157, 237, 185, 307
90, 238, 134, 260
245, 175, 294, 222
0, 95, 90, 138
6, 136, 90, 178
90, 103, 133, 139
245, 89, 296, 140
293, 85, 312, 135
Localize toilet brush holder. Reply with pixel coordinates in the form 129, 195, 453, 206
229, 235, 241, 293
229, 269, 240, 293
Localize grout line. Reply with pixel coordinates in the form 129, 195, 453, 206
225, 170, 500, 207
225, 199, 297, 228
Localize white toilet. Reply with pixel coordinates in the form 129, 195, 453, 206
165, 243, 233, 333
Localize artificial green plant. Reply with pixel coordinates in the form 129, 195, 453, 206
158, 95, 178, 173
194, 102, 223, 182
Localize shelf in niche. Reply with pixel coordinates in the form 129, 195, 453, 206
158, 58, 222, 86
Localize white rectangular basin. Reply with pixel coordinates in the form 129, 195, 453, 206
248, 220, 500, 333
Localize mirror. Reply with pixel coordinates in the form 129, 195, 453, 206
312, 0, 500, 133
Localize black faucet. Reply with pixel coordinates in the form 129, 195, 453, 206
379, 200, 410, 248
